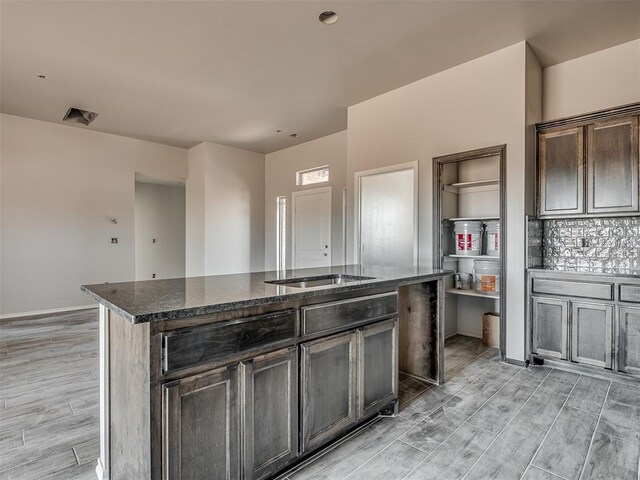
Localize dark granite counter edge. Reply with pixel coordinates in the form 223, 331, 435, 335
82, 271, 452, 324
527, 268, 640, 280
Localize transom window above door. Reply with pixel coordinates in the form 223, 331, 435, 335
296, 166, 329, 186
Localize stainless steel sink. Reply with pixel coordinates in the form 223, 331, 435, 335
265, 274, 375, 289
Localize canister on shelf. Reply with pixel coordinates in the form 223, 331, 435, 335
454, 221, 483, 256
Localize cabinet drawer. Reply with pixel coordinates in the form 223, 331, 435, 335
532, 278, 613, 301
162, 310, 296, 373
301, 292, 398, 336
620, 284, 640, 304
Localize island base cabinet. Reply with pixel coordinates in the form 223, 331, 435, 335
532, 296, 569, 359
162, 365, 240, 480
571, 302, 614, 369
358, 319, 398, 419
619, 307, 640, 375
241, 347, 298, 480
301, 331, 358, 453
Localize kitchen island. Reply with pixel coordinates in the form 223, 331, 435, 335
82, 265, 450, 480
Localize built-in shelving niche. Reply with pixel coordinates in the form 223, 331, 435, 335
434, 145, 506, 371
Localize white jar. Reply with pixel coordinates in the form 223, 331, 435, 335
453, 221, 483, 256
484, 221, 500, 257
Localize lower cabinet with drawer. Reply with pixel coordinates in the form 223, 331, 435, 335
161, 293, 400, 480
300, 318, 398, 453
530, 272, 640, 377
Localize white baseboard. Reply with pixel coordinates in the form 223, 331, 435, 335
0, 304, 98, 320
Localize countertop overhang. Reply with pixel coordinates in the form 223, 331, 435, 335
82, 265, 452, 324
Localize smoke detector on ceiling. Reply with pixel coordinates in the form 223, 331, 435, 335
63, 107, 99, 126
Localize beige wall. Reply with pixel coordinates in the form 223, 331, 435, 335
543, 39, 640, 120
186, 141, 265, 276
0, 113, 187, 315
264, 131, 347, 270
135, 182, 185, 281
347, 42, 537, 361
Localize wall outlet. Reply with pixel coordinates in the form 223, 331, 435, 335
152, 238, 156, 243
111, 238, 118, 244
152, 273, 156, 279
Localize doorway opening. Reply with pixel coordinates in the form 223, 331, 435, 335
433, 145, 507, 379
134, 174, 186, 281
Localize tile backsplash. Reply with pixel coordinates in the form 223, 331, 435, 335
543, 217, 640, 273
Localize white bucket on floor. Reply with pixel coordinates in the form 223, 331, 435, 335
474, 259, 500, 293
485, 221, 500, 257
454, 221, 483, 256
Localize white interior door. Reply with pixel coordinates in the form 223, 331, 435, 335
293, 187, 332, 269
357, 165, 417, 267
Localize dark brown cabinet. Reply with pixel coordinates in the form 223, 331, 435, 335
587, 117, 639, 214
163, 365, 240, 480
300, 330, 358, 452
242, 347, 298, 480
538, 127, 585, 217
163, 348, 299, 480
529, 272, 640, 377
357, 319, 398, 419
536, 107, 640, 218
532, 296, 569, 360
571, 302, 614, 369
619, 307, 640, 375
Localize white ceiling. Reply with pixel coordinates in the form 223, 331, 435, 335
1, 1, 639, 154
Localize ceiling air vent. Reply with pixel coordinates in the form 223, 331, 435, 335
62, 107, 99, 126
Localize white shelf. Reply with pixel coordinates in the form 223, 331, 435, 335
446, 288, 499, 299
444, 178, 500, 190
446, 254, 500, 260
443, 216, 499, 222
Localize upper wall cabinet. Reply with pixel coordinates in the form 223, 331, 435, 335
536, 103, 640, 219
538, 127, 584, 217
587, 117, 639, 214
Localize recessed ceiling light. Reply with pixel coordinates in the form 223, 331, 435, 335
319, 11, 338, 25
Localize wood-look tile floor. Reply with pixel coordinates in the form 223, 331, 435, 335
0, 309, 99, 479
2, 313, 640, 480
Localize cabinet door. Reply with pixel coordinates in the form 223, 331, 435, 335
242, 347, 298, 480
163, 365, 239, 480
357, 319, 398, 419
538, 127, 585, 216
300, 331, 357, 452
619, 307, 640, 375
587, 116, 639, 214
571, 302, 614, 369
532, 296, 569, 359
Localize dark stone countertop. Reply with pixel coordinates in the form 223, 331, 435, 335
527, 267, 640, 279
82, 265, 452, 324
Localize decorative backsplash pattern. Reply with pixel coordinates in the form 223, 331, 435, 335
527, 218, 544, 269
543, 217, 640, 273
